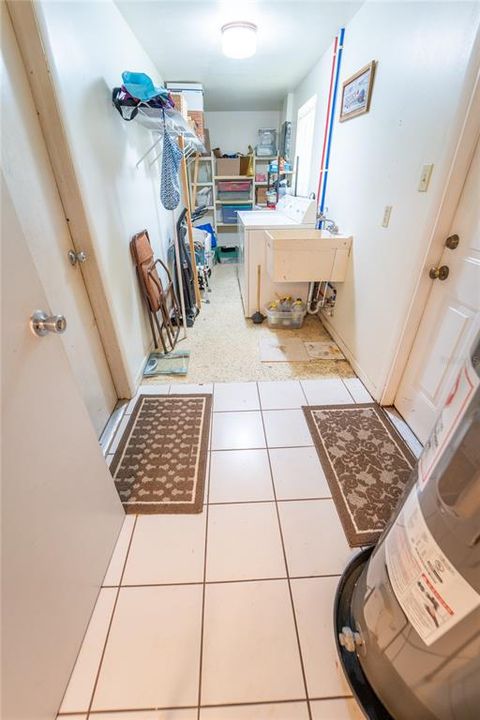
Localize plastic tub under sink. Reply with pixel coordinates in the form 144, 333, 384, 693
265, 306, 306, 329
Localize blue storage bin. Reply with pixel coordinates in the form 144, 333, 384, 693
221, 204, 252, 224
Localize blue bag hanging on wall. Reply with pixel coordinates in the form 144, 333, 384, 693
160, 121, 183, 210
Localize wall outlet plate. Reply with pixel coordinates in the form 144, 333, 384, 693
382, 205, 392, 228
418, 164, 434, 192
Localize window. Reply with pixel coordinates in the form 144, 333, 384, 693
294, 95, 317, 198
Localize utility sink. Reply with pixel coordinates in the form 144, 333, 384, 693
265, 228, 352, 283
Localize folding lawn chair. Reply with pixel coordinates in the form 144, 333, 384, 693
130, 229, 181, 353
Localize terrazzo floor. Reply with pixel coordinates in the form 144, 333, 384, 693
144, 263, 355, 385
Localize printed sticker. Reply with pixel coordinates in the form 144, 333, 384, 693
385, 487, 480, 646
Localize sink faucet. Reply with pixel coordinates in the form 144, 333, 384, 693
317, 211, 339, 234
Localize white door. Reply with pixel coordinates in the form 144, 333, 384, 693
395, 137, 480, 443
1, 9, 117, 436
1, 173, 124, 720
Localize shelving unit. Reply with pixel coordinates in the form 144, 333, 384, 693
188, 152, 217, 233
213, 169, 252, 242
253, 155, 276, 207
188, 153, 296, 246
266, 157, 296, 205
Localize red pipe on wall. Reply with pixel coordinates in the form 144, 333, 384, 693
316, 34, 338, 212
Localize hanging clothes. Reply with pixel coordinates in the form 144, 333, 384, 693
160, 121, 183, 210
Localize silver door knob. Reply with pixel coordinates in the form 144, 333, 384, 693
68, 249, 87, 266
30, 310, 67, 337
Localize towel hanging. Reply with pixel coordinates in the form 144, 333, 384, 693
160, 116, 183, 210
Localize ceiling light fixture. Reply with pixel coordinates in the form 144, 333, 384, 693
221, 21, 257, 59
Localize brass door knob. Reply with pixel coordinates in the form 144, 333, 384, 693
445, 234, 459, 250
429, 265, 449, 281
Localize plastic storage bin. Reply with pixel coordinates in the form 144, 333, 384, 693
216, 247, 238, 264
256, 128, 277, 157
217, 181, 251, 192
265, 306, 306, 329
218, 192, 251, 202
221, 204, 252, 224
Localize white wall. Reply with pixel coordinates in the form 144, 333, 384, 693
205, 110, 281, 155
290, 1, 480, 399
35, 0, 177, 392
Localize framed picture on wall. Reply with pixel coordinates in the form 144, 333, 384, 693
340, 61, 377, 121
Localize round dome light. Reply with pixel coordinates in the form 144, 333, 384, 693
221, 22, 257, 59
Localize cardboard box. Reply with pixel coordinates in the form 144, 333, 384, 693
216, 157, 251, 176
202, 129, 211, 155
166, 82, 204, 111
216, 158, 240, 176
187, 110, 205, 143
170, 92, 189, 120
256, 186, 268, 204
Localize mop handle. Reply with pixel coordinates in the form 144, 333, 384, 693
257, 265, 261, 310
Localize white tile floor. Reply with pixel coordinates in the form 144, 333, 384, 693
68, 378, 421, 720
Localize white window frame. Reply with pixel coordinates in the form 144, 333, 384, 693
294, 94, 317, 198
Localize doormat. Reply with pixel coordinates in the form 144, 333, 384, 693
304, 341, 344, 361
110, 394, 212, 514
259, 338, 310, 362
303, 403, 416, 546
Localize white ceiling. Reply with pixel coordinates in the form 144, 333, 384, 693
116, 1, 363, 110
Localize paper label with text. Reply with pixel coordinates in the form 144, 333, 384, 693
385, 488, 480, 646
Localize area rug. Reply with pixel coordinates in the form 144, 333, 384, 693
303, 403, 416, 546
110, 394, 212, 514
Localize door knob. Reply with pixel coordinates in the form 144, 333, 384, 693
30, 310, 67, 337
445, 234, 459, 250
68, 249, 87, 266
429, 265, 450, 281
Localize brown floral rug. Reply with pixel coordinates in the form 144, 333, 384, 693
303, 403, 416, 546
110, 394, 211, 514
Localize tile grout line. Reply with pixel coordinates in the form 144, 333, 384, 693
211, 444, 314, 453
213, 406, 305, 414
207, 496, 333, 505
58, 693, 353, 716
196, 401, 214, 719
101, 572, 344, 590
340, 376, 357, 404
299, 380, 310, 407
255, 381, 313, 720
85, 514, 139, 719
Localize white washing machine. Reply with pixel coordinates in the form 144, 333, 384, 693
237, 195, 316, 317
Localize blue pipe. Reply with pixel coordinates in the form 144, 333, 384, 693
319, 26, 345, 216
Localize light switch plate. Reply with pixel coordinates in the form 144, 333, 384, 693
418, 164, 434, 192
382, 205, 392, 228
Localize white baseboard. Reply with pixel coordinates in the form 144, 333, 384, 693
320, 312, 380, 403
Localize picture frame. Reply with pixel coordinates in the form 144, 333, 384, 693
339, 61, 377, 122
